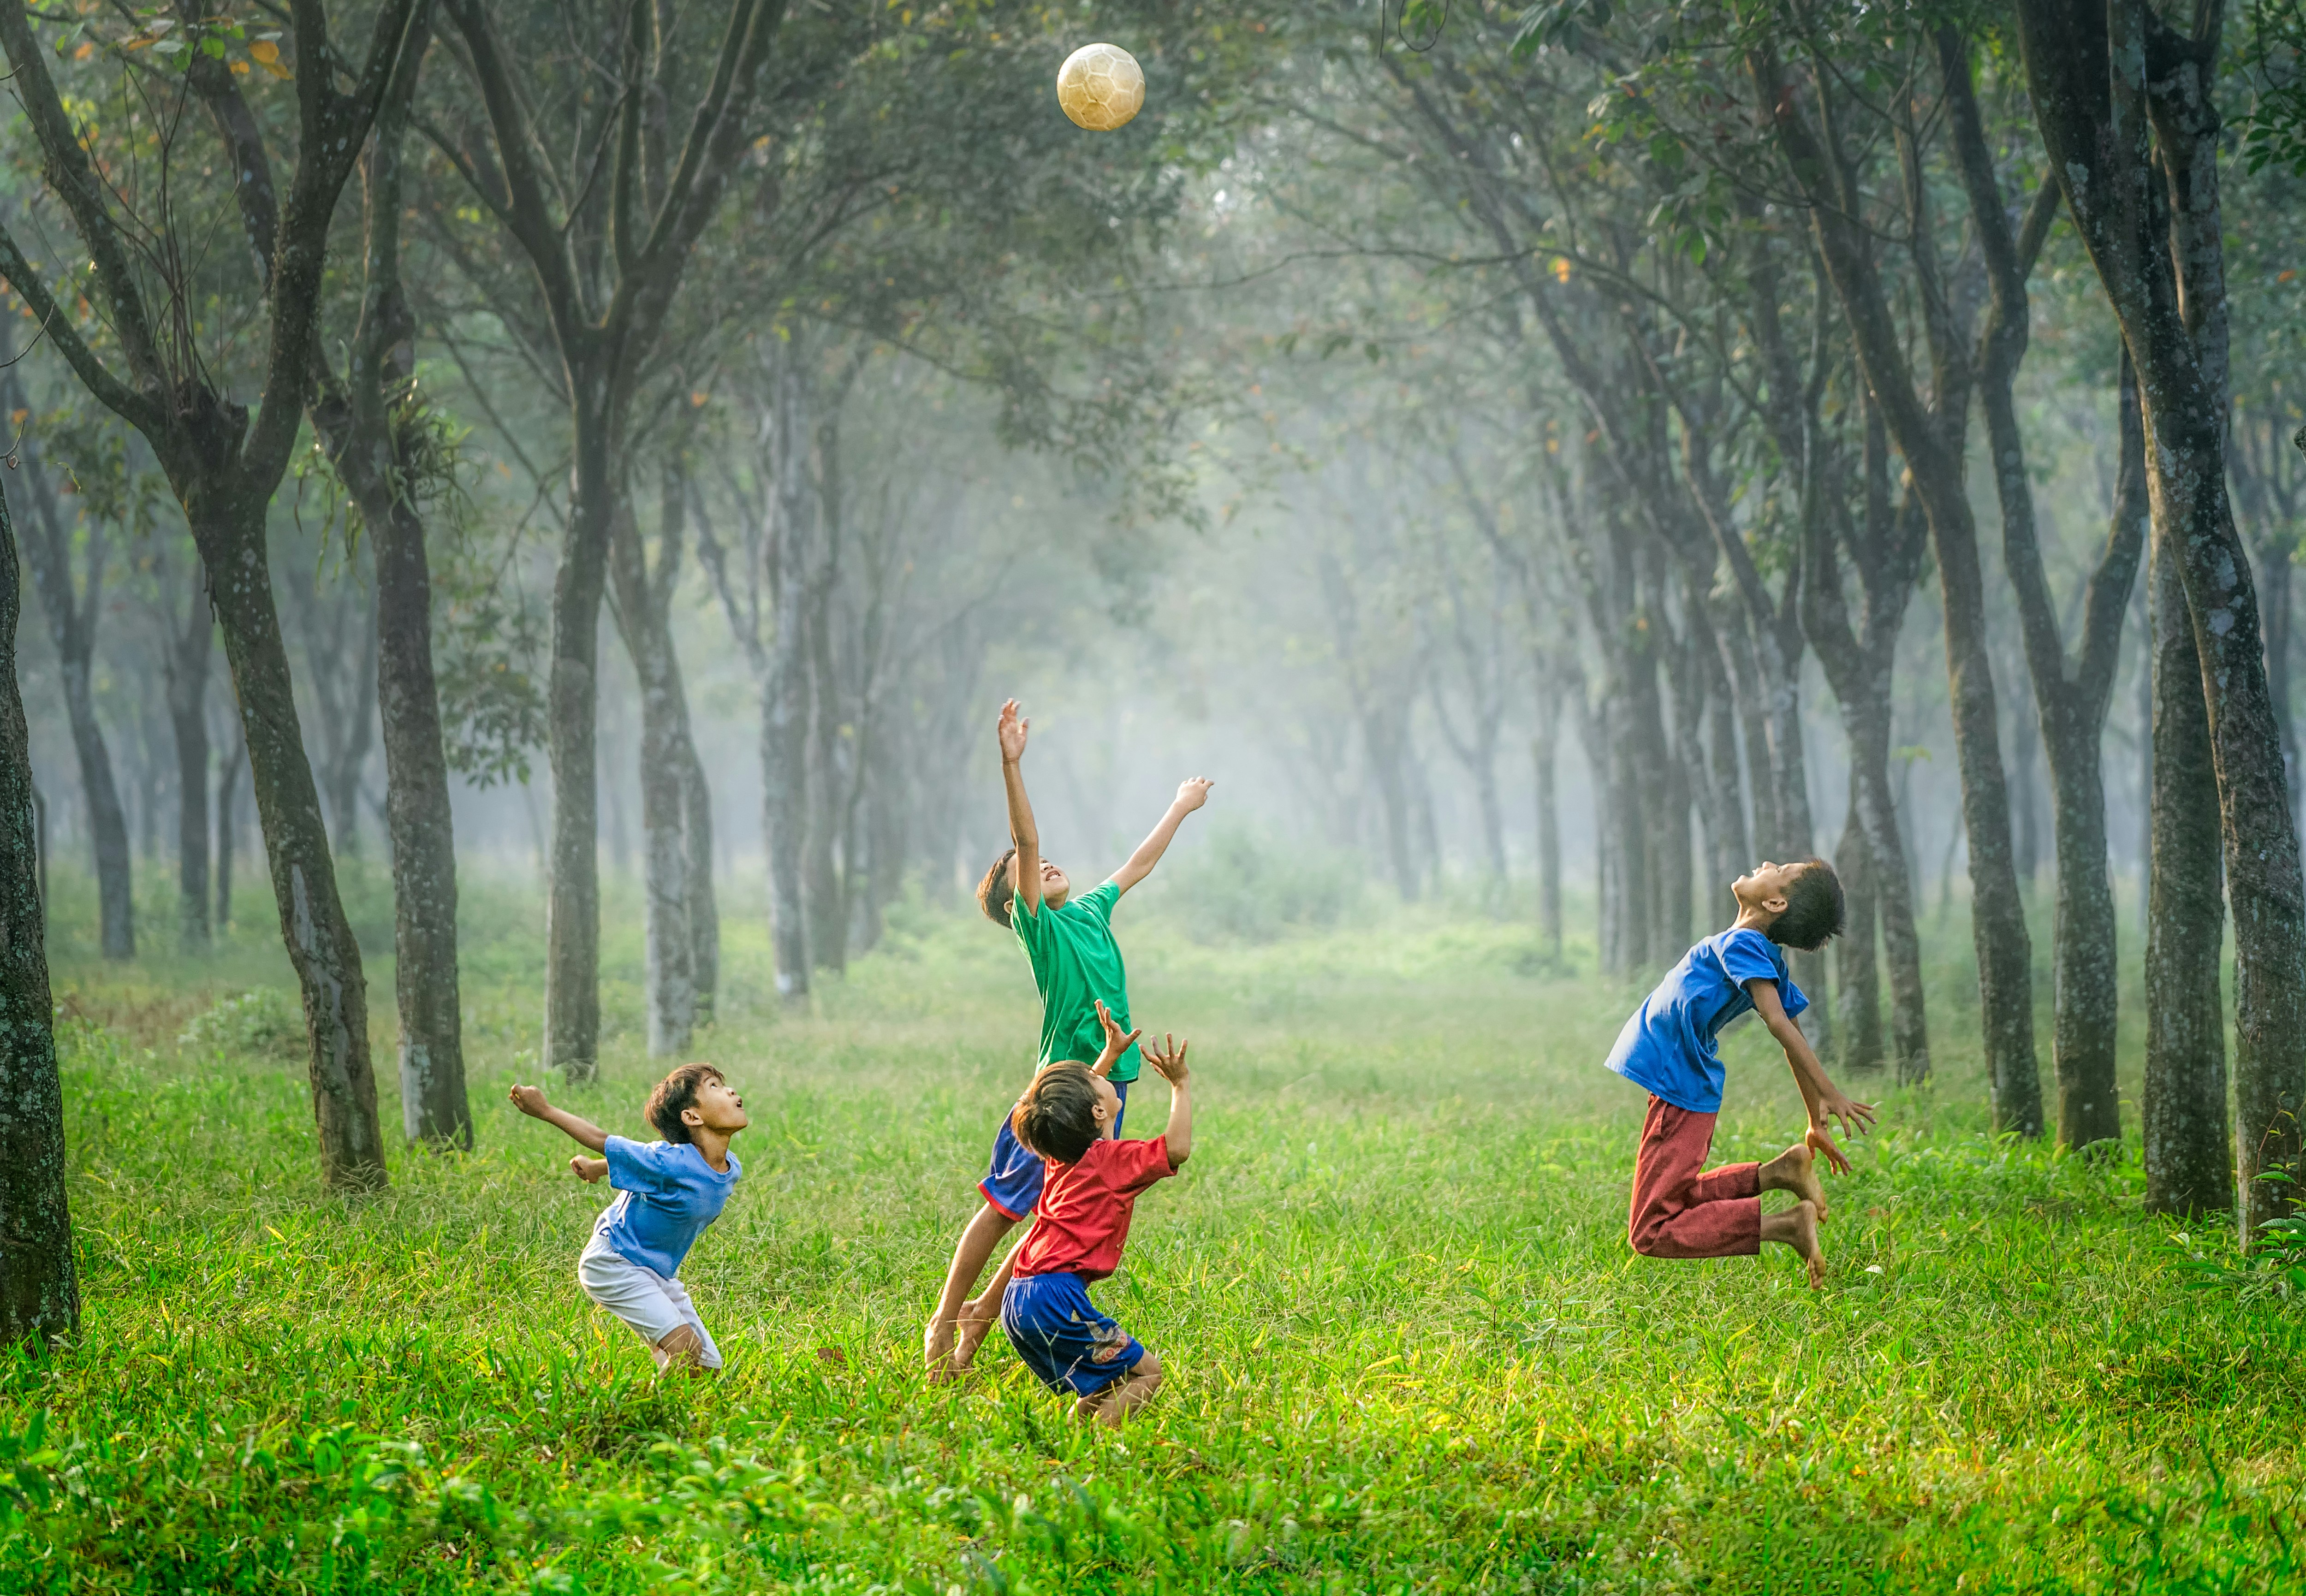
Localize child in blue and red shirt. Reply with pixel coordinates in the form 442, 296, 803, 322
985, 1010, 1193, 1425
1605, 858, 1875, 1288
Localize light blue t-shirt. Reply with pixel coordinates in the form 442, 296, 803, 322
592, 1135, 741, 1278
1604, 928, 1809, 1114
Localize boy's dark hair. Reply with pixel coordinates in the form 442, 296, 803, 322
977, 846, 1018, 929
645, 1062, 726, 1145
1010, 1062, 1102, 1164
1767, 858, 1847, 952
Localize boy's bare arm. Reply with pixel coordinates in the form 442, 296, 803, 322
999, 700, 1043, 914
1747, 982, 1875, 1162
1109, 778, 1214, 896
508, 1084, 611, 1153
1143, 1034, 1193, 1165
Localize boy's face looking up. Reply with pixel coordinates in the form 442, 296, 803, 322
1088, 1071, 1120, 1139
682, 1076, 750, 1137
1016, 854, 1071, 909
1732, 860, 1806, 924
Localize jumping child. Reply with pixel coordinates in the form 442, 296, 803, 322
509, 1063, 748, 1371
991, 1014, 1193, 1425
922, 697, 1211, 1376
1605, 859, 1875, 1288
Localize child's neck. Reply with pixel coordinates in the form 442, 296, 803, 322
1730, 905, 1776, 936
690, 1128, 734, 1171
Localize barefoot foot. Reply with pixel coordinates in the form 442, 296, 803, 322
1787, 1198, 1823, 1288
1763, 1142, 1829, 1222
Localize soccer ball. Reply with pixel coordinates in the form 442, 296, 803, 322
1056, 42, 1144, 132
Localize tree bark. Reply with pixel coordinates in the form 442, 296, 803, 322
215, 730, 244, 932
2014, 0, 2305, 1233
7, 415, 133, 960
1533, 677, 1563, 959
163, 589, 213, 950
304, 13, 470, 1147
0, 474, 77, 1347
2145, 510, 2234, 1214
1944, 36, 2146, 1150
1834, 771, 1884, 1071
761, 344, 817, 997
1755, 48, 2041, 1133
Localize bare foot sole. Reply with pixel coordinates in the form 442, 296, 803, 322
1782, 1143, 1829, 1223
1788, 1198, 1824, 1289
951, 1301, 998, 1372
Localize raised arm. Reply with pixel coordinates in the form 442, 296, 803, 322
998, 700, 1043, 915
1141, 1034, 1193, 1167
1747, 982, 1875, 1170
1088, 999, 1143, 1078
509, 1084, 611, 1153
1109, 777, 1215, 896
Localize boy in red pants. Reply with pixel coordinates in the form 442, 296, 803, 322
1605, 859, 1875, 1287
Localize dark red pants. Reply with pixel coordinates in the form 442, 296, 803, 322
1628, 1095, 1760, 1258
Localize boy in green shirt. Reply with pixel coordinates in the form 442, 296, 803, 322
923, 698, 1212, 1378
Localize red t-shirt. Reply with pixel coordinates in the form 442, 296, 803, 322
1013, 1135, 1176, 1282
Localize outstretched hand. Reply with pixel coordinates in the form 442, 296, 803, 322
997, 699, 1029, 763
1173, 776, 1214, 812
1091, 999, 1143, 1076
1805, 1124, 1852, 1177
509, 1083, 551, 1118
1141, 1032, 1189, 1087
571, 1154, 608, 1184
1815, 1086, 1877, 1143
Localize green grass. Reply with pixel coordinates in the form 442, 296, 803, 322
5, 866, 2302, 1593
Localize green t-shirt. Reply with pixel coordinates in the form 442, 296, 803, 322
1011, 878, 1136, 1082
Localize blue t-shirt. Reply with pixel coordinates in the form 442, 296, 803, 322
592, 1135, 741, 1278
1604, 928, 1809, 1113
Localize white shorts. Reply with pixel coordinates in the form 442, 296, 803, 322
577, 1232, 724, 1371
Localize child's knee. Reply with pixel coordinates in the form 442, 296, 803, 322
1628, 1214, 1668, 1257
1129, 1347, 1163, 1383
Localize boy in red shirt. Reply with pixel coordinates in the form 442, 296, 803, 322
989, 1013, 1192, 1426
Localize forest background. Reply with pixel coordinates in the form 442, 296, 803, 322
3, 0, 2306, 1590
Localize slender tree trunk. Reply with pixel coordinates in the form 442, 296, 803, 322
327, 597, 379, 858
1533, 689, 1563, 959
165, 603, 213, 949
805, 587, 848, 975
215, 730, 244, 932
13, 452, 133, 959
195, 494, 390, 1191
1852, 712, 1929, 1080
0, 480, 77, 1347
2009, 687, 2044, 891
683, 742, 718, 1026
543, 388, 614, 1077
1835, 770, 1884, 1071
761, 350, 815, 999
2145, 516, 2232, 1214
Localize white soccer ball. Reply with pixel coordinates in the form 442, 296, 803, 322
1056, 42, 1145, 132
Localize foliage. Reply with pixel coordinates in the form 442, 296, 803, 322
1141, 823, 1366, 944
176, 987, 305, 1063
18, 876, 2306, 1592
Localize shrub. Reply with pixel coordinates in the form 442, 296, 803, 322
1153, 824, 1363, 944
178, 988, 306, 1063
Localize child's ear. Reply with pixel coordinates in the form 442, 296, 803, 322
681, 1104, 704, 1128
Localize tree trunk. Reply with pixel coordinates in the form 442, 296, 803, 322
762, 349, 815, 1000
1834, 771, 1884, 1071
165, 599, 213, 949
2014, 0, 2306, 1239
683, 741, 719, 1026
2144, 512, 2232, 1214
1853, 710, 1930, 1081
196, 496, 390, 1191
2009, 687, 2044, 891
12, 444, 134, 960
215, 730, 244, 932
542, 390, 614, 1078
0, 478, 77, 1347
1533, 692, 1563, 960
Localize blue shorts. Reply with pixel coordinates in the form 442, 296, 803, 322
1000, 1271, 1144, 1397
979, 1080, 1128, 1220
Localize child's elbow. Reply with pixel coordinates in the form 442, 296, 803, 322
1167, 1144, 1192, 1169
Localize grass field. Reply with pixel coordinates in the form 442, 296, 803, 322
6, 862, 2303, 1594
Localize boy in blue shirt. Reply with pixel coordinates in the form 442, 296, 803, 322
1606, 859, 1875, 1288
922, 697, 1212, 1377
510, 1063, 747, 1371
